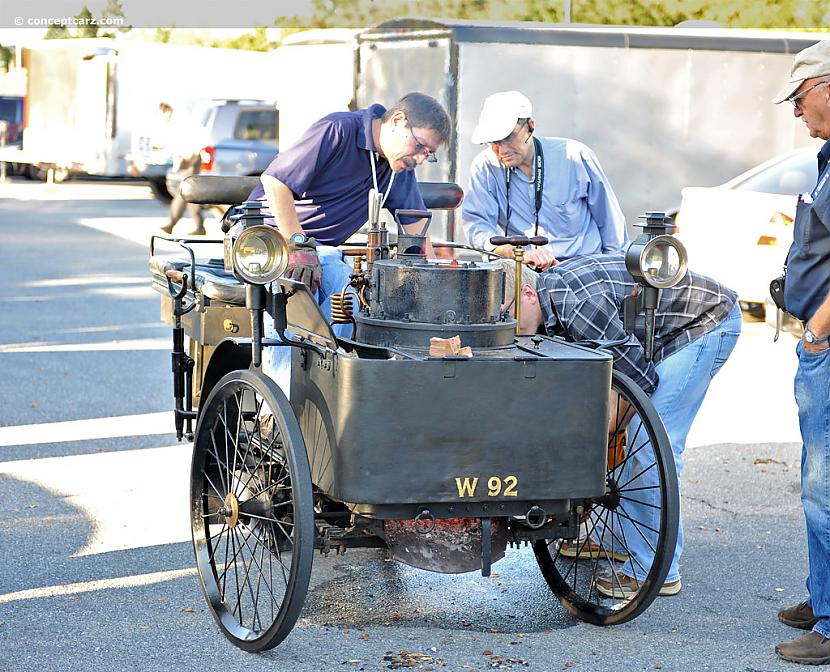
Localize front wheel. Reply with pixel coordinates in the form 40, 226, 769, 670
534, 370, 679, 625
190, 369, 314, 651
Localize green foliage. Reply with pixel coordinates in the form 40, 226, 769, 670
44, 23, 70, 39
0, 44, 12, 70
207, 28, 276, 51
75, 5, 98, 38
153, 28, 172, 43
100, 0, 131, 35
278, 0, 830, 29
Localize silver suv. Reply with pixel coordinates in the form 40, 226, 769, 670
159, 100, 279, 202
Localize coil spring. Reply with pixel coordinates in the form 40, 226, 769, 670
330, 291, 355, 324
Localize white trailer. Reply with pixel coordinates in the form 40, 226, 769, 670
273, 29, 361, 152
21, 38, 278, 180
352, 20, 823, 241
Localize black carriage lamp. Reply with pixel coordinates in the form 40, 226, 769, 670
224, 200, 290, 366
623, 211, 689, 361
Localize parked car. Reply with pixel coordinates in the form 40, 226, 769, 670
675, 147, 819, 319
0, 95, 32, 178
164, 100, 278, 201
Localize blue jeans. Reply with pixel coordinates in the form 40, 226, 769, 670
263, 245, 352, 397
794, 339, 830, 639
612, 303, 742, 584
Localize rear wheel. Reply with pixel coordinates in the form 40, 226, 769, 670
191, 369, 313, 651
534, 370, 679, 625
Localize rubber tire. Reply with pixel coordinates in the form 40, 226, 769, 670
533, 370, 679, 625
191, 369, 313, 651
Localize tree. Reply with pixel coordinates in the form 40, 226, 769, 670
275, 0, 830, 30
44, 23, 70, 39
101, 0, 131, 35
75, 5, 98, 38
210, 28, 275, 51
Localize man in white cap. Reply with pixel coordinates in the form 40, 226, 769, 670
771, 40, 830, 666
462, 91, 628, 270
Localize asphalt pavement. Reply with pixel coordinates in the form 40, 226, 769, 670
0, 178, 812, 672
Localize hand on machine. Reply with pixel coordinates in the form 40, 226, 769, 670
490, 235, 557, 270
286, 235, 323, 293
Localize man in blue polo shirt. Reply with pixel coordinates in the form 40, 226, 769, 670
462, 91, 628, 270
249, 92, 451, 300
248, 92, 451, 393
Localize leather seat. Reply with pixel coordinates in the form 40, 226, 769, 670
149, 256, 246, 305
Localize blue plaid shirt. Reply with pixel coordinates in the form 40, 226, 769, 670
537, 254, 737, 394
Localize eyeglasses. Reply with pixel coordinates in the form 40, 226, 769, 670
788, 80, 830, 110
404, 115, 438, 163
490, 121, 531, 147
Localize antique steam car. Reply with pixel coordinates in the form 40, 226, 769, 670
149, 175, 680, 652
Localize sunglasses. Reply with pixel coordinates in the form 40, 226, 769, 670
788, 80, 830, 110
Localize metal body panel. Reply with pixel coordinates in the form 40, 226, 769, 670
160, 291, 251, 345
356, 257, 514, 348
291, 337, 612, 513
368, 258, 504, 323
354, 316, 514, 349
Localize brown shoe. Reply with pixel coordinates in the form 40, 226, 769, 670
595, 572, 682, 598
776, 631, 830, 665
558, 538, 628, 563
779, 601, 819, 630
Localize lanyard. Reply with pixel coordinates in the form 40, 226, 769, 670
369, 151, 395, 209
504, 136, 544, 237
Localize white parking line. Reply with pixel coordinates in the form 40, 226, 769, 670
0, 338, 170, 353
25, 275, 148, 288
77, 216, 222, 248
0, 411, 174, 447
0, 443, 192, 556
0, 567, 197, 604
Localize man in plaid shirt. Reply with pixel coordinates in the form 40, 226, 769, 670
501, 253, 741, 596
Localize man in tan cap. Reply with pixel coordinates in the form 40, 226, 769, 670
772, 40, 830, 666
462, 91, 627, 271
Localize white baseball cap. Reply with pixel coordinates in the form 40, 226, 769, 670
773, 40, 830, 104
471, 91, 533, 144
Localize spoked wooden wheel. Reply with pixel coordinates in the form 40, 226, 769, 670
534, 371, 679, 625
191, 369, 313, 651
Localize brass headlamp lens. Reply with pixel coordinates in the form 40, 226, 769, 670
232, 225, 288, 285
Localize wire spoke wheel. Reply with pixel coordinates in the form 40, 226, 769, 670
191, 369, 313, 651
534, 370, 679, 625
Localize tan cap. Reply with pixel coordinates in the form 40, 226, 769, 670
471, 91, 533, 144
773, 40, 830, 104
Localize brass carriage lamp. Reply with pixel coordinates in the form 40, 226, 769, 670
224, 201, 290, 285
624, 211, 689, 360
230, 225, 289, 284
223, 200, 291, 369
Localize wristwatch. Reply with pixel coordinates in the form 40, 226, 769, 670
289, 232, 310, 246
804, 327, 829, 344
